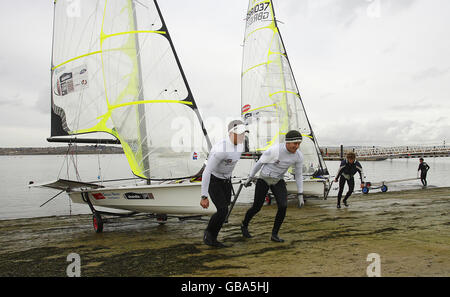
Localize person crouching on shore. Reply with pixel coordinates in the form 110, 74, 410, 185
240, 130, 304, 243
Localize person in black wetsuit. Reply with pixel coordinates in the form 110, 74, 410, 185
334, 152, 364, 208
418, 158, 430, 187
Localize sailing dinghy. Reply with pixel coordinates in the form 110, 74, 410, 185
33, 0, 218, 232
241, 0, 330, 198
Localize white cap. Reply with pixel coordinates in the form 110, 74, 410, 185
228, 124, 246, 134
228, 120, 247, 134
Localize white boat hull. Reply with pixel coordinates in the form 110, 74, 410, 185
286, 178, 329, 198
69, 182, 217, 215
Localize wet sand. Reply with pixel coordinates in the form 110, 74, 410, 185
0, 187, 449, 277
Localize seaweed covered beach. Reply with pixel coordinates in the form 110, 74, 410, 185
0, 187, 449, 277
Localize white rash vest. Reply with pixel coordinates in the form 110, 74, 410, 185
249, 143, 304, 194
201, 137, 244, 197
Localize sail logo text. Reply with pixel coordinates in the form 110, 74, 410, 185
246, 2, 270, 27
242, 104, 251, 113
124, 192, 154, 200
92, 192, 121, 200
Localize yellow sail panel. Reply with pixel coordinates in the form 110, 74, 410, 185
241, 0, 291, 152
51, 0, 209, 179
241, 0, 327, 176
99, 0, 208, 179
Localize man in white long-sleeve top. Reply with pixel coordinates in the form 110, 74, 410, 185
200, 120, 245, 248
241, 130, 304, 243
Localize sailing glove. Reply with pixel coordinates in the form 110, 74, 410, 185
297, 193, 305, 208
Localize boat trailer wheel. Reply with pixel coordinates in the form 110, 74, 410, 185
157, 214, 168, 225
381, 185, 388, 192
362, 187, 370, 194
93, 213, 104, 233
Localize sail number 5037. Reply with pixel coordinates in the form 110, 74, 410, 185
249, 2, 270, 15
246, 2, 270, 27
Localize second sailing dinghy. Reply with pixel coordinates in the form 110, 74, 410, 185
241, 0, 330, 198
34, 0, 217, 231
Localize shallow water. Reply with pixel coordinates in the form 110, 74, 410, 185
0, 154, 449, 220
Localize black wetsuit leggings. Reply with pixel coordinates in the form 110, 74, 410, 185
420, 172, 428, 186
337, 176, 355, 204
243, 179, 288, 235
206, 175, 232, 239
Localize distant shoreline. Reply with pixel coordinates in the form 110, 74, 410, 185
0, 146, 434, 161
0, 147, 408, 161
0, 146, 357, 159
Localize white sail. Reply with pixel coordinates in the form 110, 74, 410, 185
51, 0, 211, 180
241, 0, 328, 177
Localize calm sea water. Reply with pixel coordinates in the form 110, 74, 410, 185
0, 154, 449, 220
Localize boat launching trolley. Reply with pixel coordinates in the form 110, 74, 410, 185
362, 177, 420, 194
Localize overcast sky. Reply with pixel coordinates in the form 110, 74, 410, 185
0, 0, 449, 147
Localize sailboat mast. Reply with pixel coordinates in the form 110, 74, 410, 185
270, 0, 296, 131
269, 0, 291, 136
50, 0, 56, 126
130, 0, 151, 183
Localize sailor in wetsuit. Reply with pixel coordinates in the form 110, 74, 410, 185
334, 152, 364, 209
418, 158, 430, 187
240, 130, 304, 243
200, 120, 245, 248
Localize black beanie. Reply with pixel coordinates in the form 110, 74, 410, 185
285, 130, 302, 143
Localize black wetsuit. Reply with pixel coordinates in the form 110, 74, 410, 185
206, 175, 232, 239
201, 137, 243, 245
335, 160, 364, 205
243, 179, 288, 236
418, 162, 430, 186
242, 143, 303, 237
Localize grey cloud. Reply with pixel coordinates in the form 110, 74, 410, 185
277, 0, 310, 18
385, 0, 417, 12
390, 104, 447, 112
0, 0, 448, 148
381, 42, 397, 55
35, 87, 50, 114
0, 94, 23, 107
308, 0, 368, 27
338, 0, 418, 15
389, 98, 448, 112
352, 79, 367, 87
319, 92, 336, 100
325, 0, 367, 27
412, 67, 450, 81
314, 0, 418, 27
274, 0, 365, 27
315, 117, 449, 146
